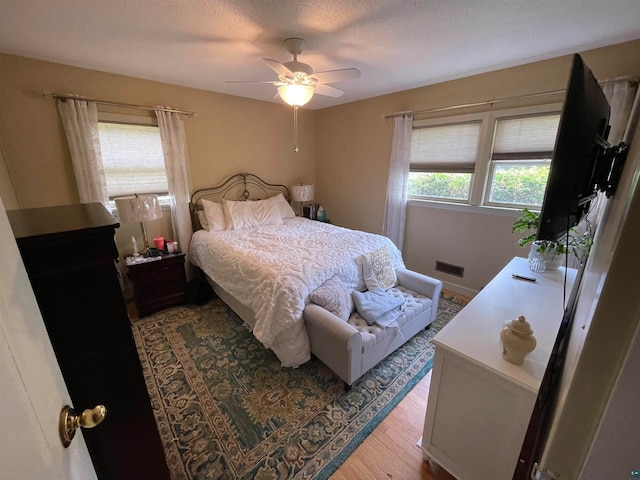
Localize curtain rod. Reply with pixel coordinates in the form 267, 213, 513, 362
383, 77, 640, 120
383, 89, 565, 120
43, 91, 198, 117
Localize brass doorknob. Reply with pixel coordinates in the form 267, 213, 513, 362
59, 404, 107, 448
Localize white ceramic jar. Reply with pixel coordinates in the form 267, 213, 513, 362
500, 315, 537, 365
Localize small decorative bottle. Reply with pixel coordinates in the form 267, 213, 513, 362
131, 236, 139, 257
500, 315, 536, 365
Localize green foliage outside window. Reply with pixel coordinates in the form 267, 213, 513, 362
409, 164, 549, 205
408, 172, 471, 200
488, 163, 550, 206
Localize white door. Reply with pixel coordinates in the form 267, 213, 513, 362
0, 196, 97, 480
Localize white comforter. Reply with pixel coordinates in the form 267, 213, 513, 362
189, 217, 404, 366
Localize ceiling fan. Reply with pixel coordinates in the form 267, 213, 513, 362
227, 37, 361, 107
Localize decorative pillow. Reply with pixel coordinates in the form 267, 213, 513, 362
361, 246, 397, 290
222, 198, 284, 230
309, 276, 354, 321
201, 199, 227, 231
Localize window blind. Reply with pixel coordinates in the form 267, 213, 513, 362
492, 114, 560, 160
98, 122, 168, 198
410, 121, 481, 173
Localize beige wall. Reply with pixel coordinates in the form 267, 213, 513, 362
0, 147, 18, 210
1, 41, 639, 291
316, 39, 640, 294
0, 53, 316, 253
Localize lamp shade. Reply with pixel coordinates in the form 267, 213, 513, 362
278, 85, 314, 107
290, 184, 314, 202
115, 194, 163, 223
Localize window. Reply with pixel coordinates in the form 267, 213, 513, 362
97, 118, 169, 210
408, 120, 481, 202
486, 113, 560, 207
408, 104, 561, 210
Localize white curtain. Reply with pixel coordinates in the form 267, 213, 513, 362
569, 80, 639, 269
603, 80, 638, 145
57, 99, 109, 205
155, 109, 194, 280
382, 114, 413, 250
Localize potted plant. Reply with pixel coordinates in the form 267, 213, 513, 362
511, 208, 593, 271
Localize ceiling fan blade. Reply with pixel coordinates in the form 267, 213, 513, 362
315, 84, 345, 98
310, 68, 361, 84
263, 58, 295, 78
225, 80, 284, 84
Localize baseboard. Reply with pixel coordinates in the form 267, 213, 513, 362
441, 280, 478, 299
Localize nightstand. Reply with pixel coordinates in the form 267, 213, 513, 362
126, 252, 187, 317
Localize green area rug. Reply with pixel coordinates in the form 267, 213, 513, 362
132, 294, 465, 480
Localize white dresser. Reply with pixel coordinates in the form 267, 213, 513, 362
422, 257, 577, 480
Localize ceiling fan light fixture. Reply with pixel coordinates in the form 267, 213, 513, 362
278, 84, 314, 107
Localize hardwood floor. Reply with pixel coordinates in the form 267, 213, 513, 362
330, 371, 456, 480
331, 289, 471, 480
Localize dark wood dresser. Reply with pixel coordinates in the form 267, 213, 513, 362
8, 203, 170, 480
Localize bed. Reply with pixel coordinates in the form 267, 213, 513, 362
188, 173, 404, 367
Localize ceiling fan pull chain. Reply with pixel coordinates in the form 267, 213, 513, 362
293, 106, 300, 153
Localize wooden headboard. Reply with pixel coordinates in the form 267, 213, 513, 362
189, 172, 290, 230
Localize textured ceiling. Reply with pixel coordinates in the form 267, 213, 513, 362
1, 0, 639, 109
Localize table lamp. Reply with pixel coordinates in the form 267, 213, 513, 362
115, 194, 163, 256
290, 184, 314, 217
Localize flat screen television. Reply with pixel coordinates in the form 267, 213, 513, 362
537, 54, 613, 241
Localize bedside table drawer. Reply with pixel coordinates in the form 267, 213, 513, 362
134, 264, 183, 291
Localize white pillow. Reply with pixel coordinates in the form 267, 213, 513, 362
197, 210, 209, 230
222, 198, 284, 230
201, 199, 227, 231
268, 193, 296, 219
222, 200, 234, 230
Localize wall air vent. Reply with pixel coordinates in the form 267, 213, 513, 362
435, 261, 464, 278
